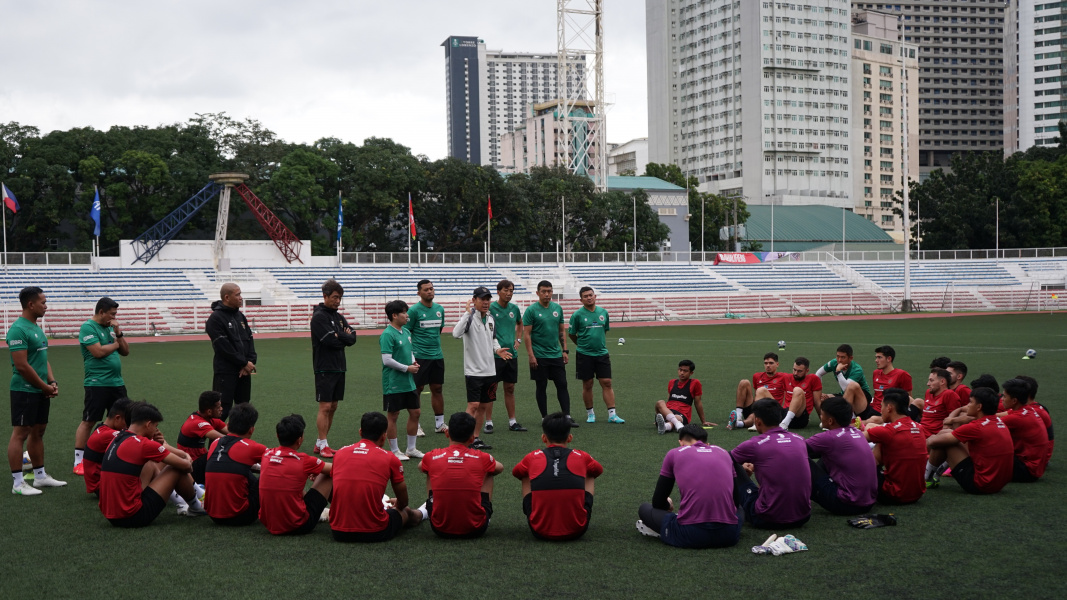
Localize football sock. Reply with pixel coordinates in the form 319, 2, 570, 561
869, 442, 877, 449
664, 422, 674, 432
781, 411, 796, 428
435, 415, 445, 428
190, 498, 205, 512
925, 461, 937, 479
733, 408, 743, 421
389, 438, 400, 452
608, 408, 617, 419
74, 448, 84, 466
33, 467, 46, 479
406, 435, 417, 451
509, 419, 517, 426
11, 471, 23, 487
170, 490, 187, 506
417, 502, 429, 520
315, 439, 327, 450
587, 408, 595, 417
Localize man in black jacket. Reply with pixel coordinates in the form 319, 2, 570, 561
205, 283, 257, 419
310, 279, 356, 458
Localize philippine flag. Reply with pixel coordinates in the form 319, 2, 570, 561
1, 183, 19, 213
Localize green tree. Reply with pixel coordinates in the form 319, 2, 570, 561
642, 162, 747, 252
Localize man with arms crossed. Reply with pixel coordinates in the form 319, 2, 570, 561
310, 278, 356, 458
205, 283, 256, 420
863, 388, 927, 504
727, 352, 790, 430
523, 281, 576, 426
926, 387, 1013, 494
654, 359, 712, 434
485, 279, 526, 433
569, 286, 623, 424
74, 297, 129, 476
407, 279, 446, 435
258, 414, 333, 535
8, 286, 65, 495
637, 423, 743, 549
805, 396, 878, 515
204, 403, 266, 526
452, 287, 512, 451
780, 357, 822, 430
381, 300, 423, 461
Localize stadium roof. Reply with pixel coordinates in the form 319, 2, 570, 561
743, 205, 895, 245
607, 176, 685, 191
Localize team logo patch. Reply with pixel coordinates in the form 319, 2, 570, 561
598, 315, 605, 322
509, 312, 514, 318
552, 311, 558, 317
436, 311, 442, 317
158, 445, 166, 453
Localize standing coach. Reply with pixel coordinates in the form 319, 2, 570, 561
206, 283, 257, 420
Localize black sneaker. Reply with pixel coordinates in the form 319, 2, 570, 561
483, 423, 494, 434
567, 416, 580, 428
508, 422, 528, 432
470, 438, 493, 451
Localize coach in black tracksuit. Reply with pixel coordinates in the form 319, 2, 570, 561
309, 279, 356, 457
205, 283, 257, 420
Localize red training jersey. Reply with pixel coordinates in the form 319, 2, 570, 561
788, 373, 823, 413
753, 371, 791, 404
866, 417, 927, 503
84, 423, 121, 495
420, 443, 497, 536
872, 368, 913, 414
665, 378, 702, 422
951, 416, 1014, 493
177, 412, 226, 460
1001, 406, 1050, 479
258, 447, 326, 535
98, 431, 169, 519
1031, 403, 1054, 465
512, 445, 604, 540
204, 436, 267, 519
953, 384, 972, 406
330, 440, 405, 533
920, 388, 962, 438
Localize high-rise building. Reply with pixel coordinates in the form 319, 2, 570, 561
499, 100, 604, 178
851, 1, 1006, 178
646, 0, 855, 208
442, 36, 584, 168
851, 10, 919, 235
1004, 1, 1067, 154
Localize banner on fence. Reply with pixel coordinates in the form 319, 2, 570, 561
714, 253, 761, 265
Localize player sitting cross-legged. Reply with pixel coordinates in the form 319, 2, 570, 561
654, 360, 714, 434
258, 414, 333, 535
727, 352, 791, 430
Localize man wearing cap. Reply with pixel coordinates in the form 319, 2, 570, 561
452, 287, 513, 451
74, 297, 130, 476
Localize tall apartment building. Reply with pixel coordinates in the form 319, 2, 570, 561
851, 10, 919, 235
851, 1, 1006, 178
498, 100, 604, 178
1004, 1, 1067, 154
442, 36, 584, 168
647, 0, 855, 208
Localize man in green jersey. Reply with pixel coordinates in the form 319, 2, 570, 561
522, 281, 577, 427
382, 300, 423, 461
74, 297, 129, 476
7, 287, 66, 495
815, 344, 875, 420
569, 287, 624, 424
485, 280, 526, 433
406, 280, 446, 435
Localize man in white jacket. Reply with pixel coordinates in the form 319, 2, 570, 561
453, 287, 513, 451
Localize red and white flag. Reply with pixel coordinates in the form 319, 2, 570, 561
408, 193, 416, 240
488, 195, 493, 220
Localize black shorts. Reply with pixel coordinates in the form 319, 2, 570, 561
495, 356, 518, 384
466, 376, 496, 405
107, 488, 168, 528
790, 409, 811, 429
192, 455, 207, 485
284, 488, 330, 536
575, 353, 611, 381
428, 492, 493, 539
950, 457, 989, 495
332, 508, 404, 543
1013, 456, 1040, 483
210, 495, 260, 527
315, 372, 345, 403
11, 391, 49, 427
523, 491, 594, 541
669, 409, 690, 426
82, 385, 128, 422
530, 356, 566, 382
856, 403, 878, 421
413, 358, 445, 387
383, 391, 420, 413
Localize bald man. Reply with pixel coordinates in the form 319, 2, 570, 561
205, 283, 257, 419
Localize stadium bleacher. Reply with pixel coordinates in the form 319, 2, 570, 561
256, 265, 527, 299
849, 261, 1019, 288
0, 268, 206, 303
712, 263, 854, 291
566, 264, 737, 294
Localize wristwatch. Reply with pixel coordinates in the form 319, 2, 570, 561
115, 332, 124, 339
562, 350, 569, 354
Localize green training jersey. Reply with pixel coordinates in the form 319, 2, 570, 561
568, 305, 610, 357
380, 325, 416, 395
489, 301, 521, 349
7, 316, 48, 393
522, 301, 564, 359
821, 358, 872, 396
79, 319, 124, 387
405, 302, 444, 359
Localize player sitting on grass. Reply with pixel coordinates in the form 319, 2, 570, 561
925, 387, 1013, 494
917, 369, 962, 440
204, 403, 266, 526
730, 398, 811, 529
863, 388, 927, 505
417, 412, 503, 539
99, 402, 205, 527
83, 397, 132, 496
654, 359, 713, 434
779, 357, 822, 430
176, 390, 228, 486
727, 352, 790, 430
636, 423, 743, 549
805, 396, 878, 515
946, 361, 971, 405
865, 345, 913, 425
1011, 375, 1053, 466
512, 412, 603, 541
943, 374, 999, 430
258, 414, 333, 535
998, 378, 1050, 483
331, 411, 423, 543
815, 344, 875, 422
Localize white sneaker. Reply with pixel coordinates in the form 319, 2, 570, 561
417, 424, 426, 437
655, 414, 667, 435
748, 424, 757, 431
194, 484, 206, 503
392, 449, 410, 461
12, 481, 42, 496
635, 520, 660, 538
178, 502, 207, 517
434, 423, 449, 434
32, 474, 67, 488
405, 448, 425, 459
319, 507, 331, 522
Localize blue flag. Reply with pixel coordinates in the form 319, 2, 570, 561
336, 192, 343, 244
90, 188, 101, 236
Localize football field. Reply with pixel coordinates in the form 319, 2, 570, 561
3, 313, 1065, 599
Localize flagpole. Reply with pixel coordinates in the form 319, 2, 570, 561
407, 192, 412, 272
487, 195, 491, 268
2, 200, 6, 274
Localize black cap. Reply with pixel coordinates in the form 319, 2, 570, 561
472, 286, 492, 299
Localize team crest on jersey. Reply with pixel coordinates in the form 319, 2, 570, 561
552, 311, 558, 317
598, 315, 605, 322
436, 311, 442, 317
158, 445, 166, 453
509, 312, 514, 318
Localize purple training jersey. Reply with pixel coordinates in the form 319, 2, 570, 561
805, 426, 879, 507
660, 442, 739, 526
730, 427, 811, 524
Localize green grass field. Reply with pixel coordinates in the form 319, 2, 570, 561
3, 313, 1066, 599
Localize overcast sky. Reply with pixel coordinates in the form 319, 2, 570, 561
2, 0, 648, 160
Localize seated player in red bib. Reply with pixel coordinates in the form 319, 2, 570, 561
83, 397, 132, 496
1012, 375, 1053, 467
779, 357, 823, 431
205, 403, 266, 526
417, 412, 504, 539
926, 387, 1014, 494
99, 402, 205, 527
176, 391, 228, 485
258, 414, 333, 535
513, 412, 604, 540
654, 359, 713, 434
727, 352, 791, 430
998, 378, 1050, 483
331, 411, 423, 543
863, 388, 928, 504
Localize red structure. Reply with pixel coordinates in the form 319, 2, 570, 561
233, 183, 304, 264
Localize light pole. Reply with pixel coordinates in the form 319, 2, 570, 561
632, 194, 637, 269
